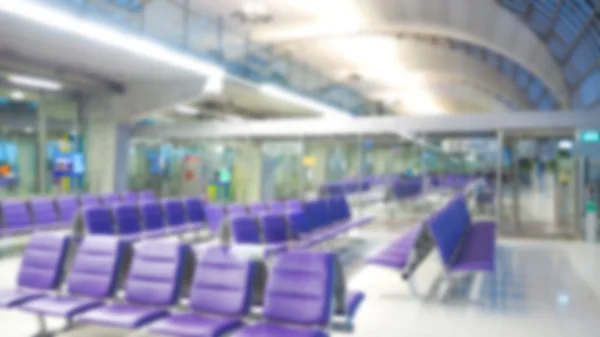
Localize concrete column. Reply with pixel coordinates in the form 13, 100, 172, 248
232, 141, 262, 203
37, 93, 48, 194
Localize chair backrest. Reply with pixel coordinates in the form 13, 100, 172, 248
428, 201, 469, 266
139, 201, 165, 231
124, 240, 187, 306
56, 196, 79, 222
331, 195, 351, 222
227, 203, 247, 215
163, 198, 187, 229
269, 201, 285, 212
184, 197, 205, 223
248, 202, 266, 214
67, 236, 125, 298
29, 198, 60, 226
263, 251, 335, 326
112, 204, 143, 235
189, 247, 254, 316
121, 191, 138, 203
285, 209, 311, 238
17, 233, 71, 290
83, 206, 115, 235
80, 194, 100, 207
1, 200, 32, 232
230, 214, 262, 244
259, 212, 288, 243
138, 190, 156, 200
205, 204, 225, 234
101, 193, 121, 205
284, 200, 303, 211
303, 199, 329, 232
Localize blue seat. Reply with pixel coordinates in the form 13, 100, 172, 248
230, 215, 262, 244
231, 251, 335, 337
19, 236, 125, 319
163, 198, 190, 235
80, 194, 101, 207
0, 233, 71, 307
1, 200, 34, 235
112, 204, 143, 241
428, 196, 495, 272
148, 247, 254, 337
77, 240, 188, 329
56, 196, 79, 222
83, 206, 115, 236
30, 198, 68, 229
205, 205, 225, 234
184, 197, 206, 230
139, 201, 169, 238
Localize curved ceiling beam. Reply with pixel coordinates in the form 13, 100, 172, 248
250, 0, 569, 107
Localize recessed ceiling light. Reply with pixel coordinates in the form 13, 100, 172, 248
7, 74, 63, 91
174, 104, 199, 115
10, 90, 25, 100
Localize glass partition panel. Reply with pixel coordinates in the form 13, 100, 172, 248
260, 139, 303, 201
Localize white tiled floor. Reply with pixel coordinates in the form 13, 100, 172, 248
1, 228, 600, 337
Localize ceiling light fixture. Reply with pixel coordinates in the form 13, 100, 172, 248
260, 84, 351, 119
0, 1, 224, 79
10, 90, 26, 100
174, 104, 199, 115
7, 74, 63, 91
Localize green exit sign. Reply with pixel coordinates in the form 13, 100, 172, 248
580, 131, 600, 143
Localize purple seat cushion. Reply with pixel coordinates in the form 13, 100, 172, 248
150, 313, 242, 337
450, 223, 496, 272
0, 289, 46, 307
232, 323, 328, 337
20, 296, 102, 318
77, 303, 169, 328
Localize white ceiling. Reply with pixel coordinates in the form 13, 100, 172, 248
184, 0, 569, 112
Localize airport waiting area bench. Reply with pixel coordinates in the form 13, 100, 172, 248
0, 234, 365, 337
0, 190, 157, 238
368, 194, 496, 293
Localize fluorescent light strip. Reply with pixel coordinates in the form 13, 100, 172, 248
260, 84, 351, 119
0, 1, 224, 79
7, 74, 63, 91
174, 104, 200, 115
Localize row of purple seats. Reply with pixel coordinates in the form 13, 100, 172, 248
229, 196, 373, 253
0, 191, 156, 238
203, 199, 304, 235
391, 177, 423, 200
369, 194, 496, 287
429, 195, 496, 272
0, 234, 362, 337
82, 197, 205, 240
431, 175, 474, 189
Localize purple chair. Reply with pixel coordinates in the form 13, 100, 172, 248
0, 233, 71, 307
112, 204, 143, 241
184, 197, 206, 230
101, 193, 121, 206
148, 247, 254, 337
139, 201, 169, 238
29, 198, 68, 229
120, 191, 138, 203
76, 240, 188, 329
268, 201, 285, 212
259, 213, 288, 244
205, 205, 225, 234
248, 202, 267, 214
0, 200, 33, 235
80, 194, 100, 207
230, 215, 262, 244
231, 251, 334, 337
139, 190, 156, 201
284, 200, 303, 211
19, 236, 125, 321
163, 199, 190, 235
227, 203, 247, 215
83, 206, 115, 236
55, 196, 79, 222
